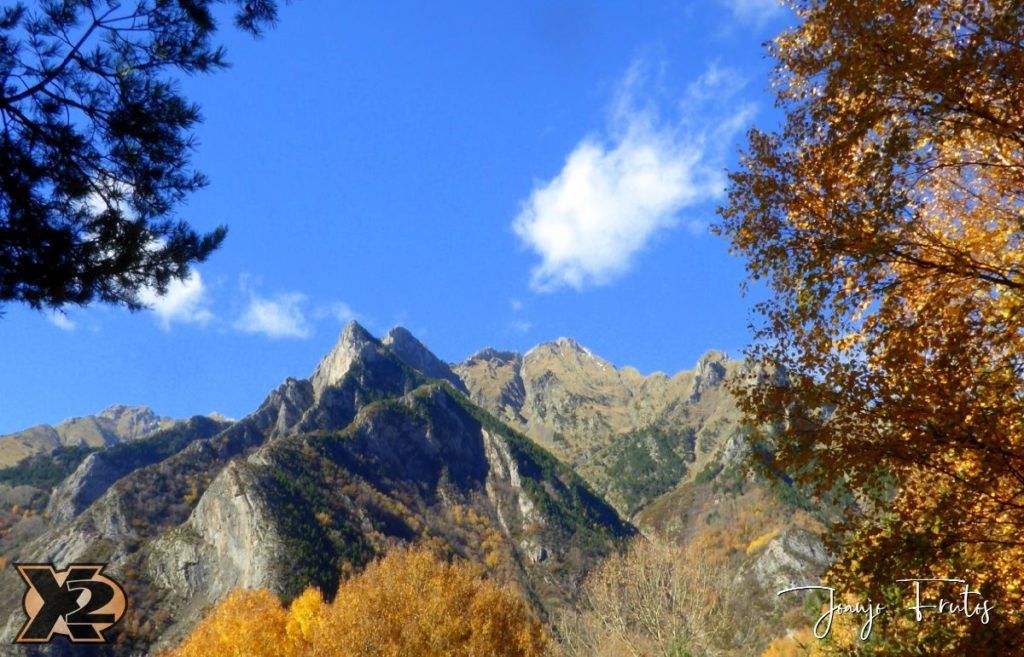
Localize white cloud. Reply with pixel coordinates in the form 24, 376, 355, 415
720, 0, 783, 26
510, 298, 524, 311
510, 320, 534, 333
46, 311, 76, 331
136, 269, 355, 339
235, 291, 311, 339
513, 63, 753, 291
139, 271, 214, 329
314, 301, 357, 325
684, 62, 747, 106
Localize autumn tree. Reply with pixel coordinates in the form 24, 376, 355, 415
315, 546, 548, 657
558, 539, 742, 657
162, 546, 549, 657
717, 0, 1024, 652
0, 1, 280, 311
162, 588, 294, 657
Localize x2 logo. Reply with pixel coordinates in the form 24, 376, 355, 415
13, 563, 127, 644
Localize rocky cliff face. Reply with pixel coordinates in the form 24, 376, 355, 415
746, 526, 831, 593
0, 323, 631, 656
309, 321, 381, 401
456, 349, 527, 424
456, 340, 745, 457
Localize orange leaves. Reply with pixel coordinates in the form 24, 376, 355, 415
310, 546, 547, 657
718, 0, 1024, 652
285, 588, 324, 647
161, 546, 548, 657
162, 589, 293, 657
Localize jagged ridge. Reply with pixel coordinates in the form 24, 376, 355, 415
0, 322, 633, 656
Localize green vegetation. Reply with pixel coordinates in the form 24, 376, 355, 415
258, 441, 373, 600
693, 460, 723, 485
0, 444, 97, 490
711, 463, 747, 495
104, 416, 226, 468
443, 381, 634, 551
601, 426, 696, 515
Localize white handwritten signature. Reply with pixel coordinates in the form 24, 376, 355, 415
777, 579, 995, 641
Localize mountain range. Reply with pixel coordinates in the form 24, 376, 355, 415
0, 406, 177, 468
456, 338, 744, 516
0, 322, 828, 655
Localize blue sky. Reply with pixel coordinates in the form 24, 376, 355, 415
0, 0, 791, 433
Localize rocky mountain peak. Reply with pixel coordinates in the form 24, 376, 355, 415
381, 325, 417, 346
455, 339, 746, 510
0, 404, 178, 467
548, 336, 587, 353
696, 349, 729, 366
525, 337, 607, 368
689, 350, 730, 402
94, 404, 168, 437
310, 320, 380, 400
381, 326, 465, 391
97, 403, 142, 420
0, 328, 637, 652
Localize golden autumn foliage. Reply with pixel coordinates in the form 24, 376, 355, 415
761, 628, 821, 657
558, 539, 745, 657
162, 546, 548, 657
761, 622, 860, 657
745, 528, 781, 556
758, 591, 868, 657
162, 588, 293, 657
718, 0, 1024, 652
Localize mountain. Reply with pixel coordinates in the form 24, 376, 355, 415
455, 340, 747, 516
0, 323, 632, 655
0, 325, 833, 656
0, 405, 177, 468
455, 338, 832, 617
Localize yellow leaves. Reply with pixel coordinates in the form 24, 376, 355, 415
761, 628, 821, 657
718, 0, 1024, 652
314, 546, 547, 657
746, 528, 782, 555
285, 588, 323, 646
161, 589, 292, 657
161, 546, 548, 657
832, 331, 863, 353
